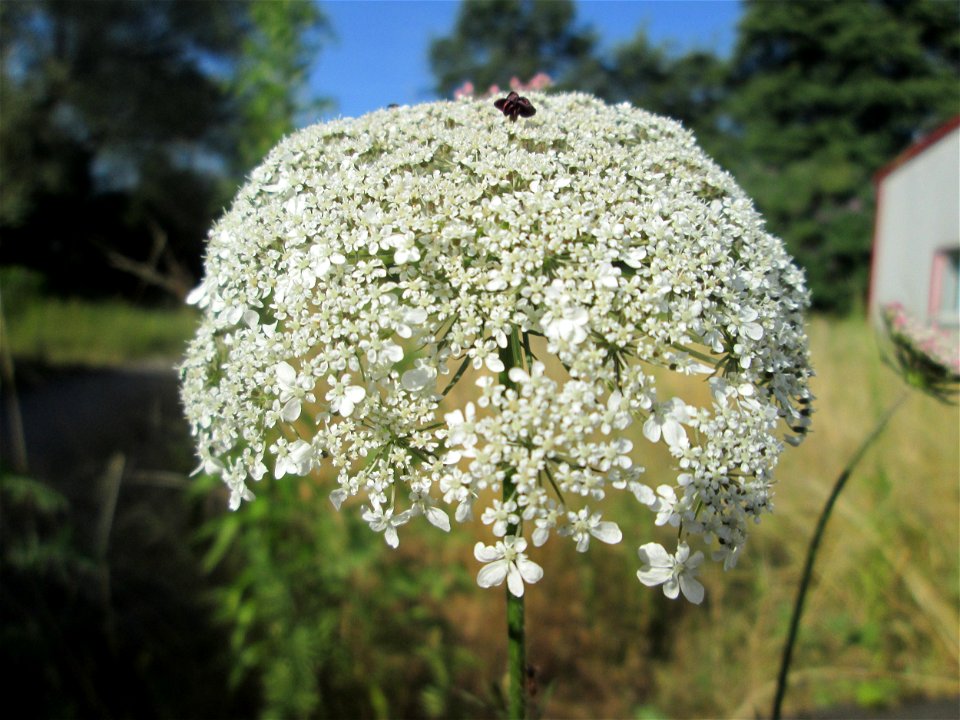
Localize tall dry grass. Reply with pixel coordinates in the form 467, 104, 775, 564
411, 315, 958, 718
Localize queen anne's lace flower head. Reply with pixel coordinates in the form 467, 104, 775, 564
180, 92, 813, 602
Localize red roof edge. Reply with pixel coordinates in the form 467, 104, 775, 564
873, 115, 960, 186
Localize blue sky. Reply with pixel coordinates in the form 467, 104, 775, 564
313, 0, 742, 120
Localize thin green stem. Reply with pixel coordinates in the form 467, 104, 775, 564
499, 335, 526, 720
506, 557, 525, 720
441, 354, 472, 397
669, 342, 721, 368
771, 391, 909, 720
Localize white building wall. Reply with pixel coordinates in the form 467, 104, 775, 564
871, 124, 960, 326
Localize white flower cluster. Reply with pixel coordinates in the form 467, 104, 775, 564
180, 92, 813, 603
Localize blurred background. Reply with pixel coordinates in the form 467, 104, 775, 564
0, 1, 957, 718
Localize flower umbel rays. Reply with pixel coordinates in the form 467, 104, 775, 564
474, 536, 544, 597
180, 92, 813, 601
637, 542, 705, 604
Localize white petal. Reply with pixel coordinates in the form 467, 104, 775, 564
185, 283, 207, 305
276, 362, 297, 386
384, 526, 399, 548
566, 307, 588, 324
425, 506, 451, 532
532, 526, 550, 547
384, 343, 404, 362
477, 560, 509, 589
289, 440, 313, 465
382, 232, 405, 248
679, 575, 705, 604
591, 521, 622, 545
637, 566, 674, 587
242, 309, 260, 328
631, 483, 657, 505
345, 385, 366, 403
224, 305, 244, 325
281, 398, 302, 422
517, 558, 543, 585
662, 577, 681, 599
506, 565, 526, 597
228, 484, 253, 510
643, 418, 662, 443
474, 541, 501, 563
404, 308, 428, 325
507, 367, 530, 384
455, 501, 473, 523
330, 489, 347, 510
662, 420, 688, 448
637, 542, 672, 568
485, 355, 505, 373
401, 366, 435, 391
273, 457, 291, 479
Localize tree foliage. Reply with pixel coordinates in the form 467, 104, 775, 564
725, 0, 960, 312
572, 34, 729, 150
429, 0, 597, 97
232, 0, 333, 172
0, 0, 328, 301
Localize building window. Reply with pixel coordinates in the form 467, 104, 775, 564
930, 247, 960, 327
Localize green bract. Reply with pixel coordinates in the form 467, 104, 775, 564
181, 92, 813, 600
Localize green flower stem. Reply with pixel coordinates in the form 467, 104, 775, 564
499, 335, 526, 720
771, 391, 908, 720
506, 567, 526, 720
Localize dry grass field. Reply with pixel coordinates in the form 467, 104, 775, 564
399, 315, 960, 718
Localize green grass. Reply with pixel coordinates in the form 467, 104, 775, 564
2, 270, 197, 365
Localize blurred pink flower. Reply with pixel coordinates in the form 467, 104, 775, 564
453, 81, 474, 100
452, 73, 553, 100
881, 302, 959, 402
510, 72, 553, 92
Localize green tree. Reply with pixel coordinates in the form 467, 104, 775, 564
0, 0, 330, 301
0, 0, 248, 299
429, 0, 597, 97
574, 34, 728, 149
429, 0, 726, 149
724, 0, 960, 313
232, 0, 333, 171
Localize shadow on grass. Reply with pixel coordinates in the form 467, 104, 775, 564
1, 359, 257, 718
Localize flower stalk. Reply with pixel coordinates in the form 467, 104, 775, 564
500, 334, 527, 720
506, 566, 526, 719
